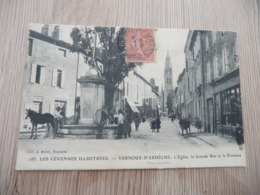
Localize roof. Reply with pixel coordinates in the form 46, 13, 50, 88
177, 69, 186, 83
29, 30, 75, 50
184, 30, 199, 53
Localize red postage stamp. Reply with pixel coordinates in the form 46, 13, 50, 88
125, 28, 155, 63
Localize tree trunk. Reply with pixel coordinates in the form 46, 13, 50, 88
105, 84, 115, 113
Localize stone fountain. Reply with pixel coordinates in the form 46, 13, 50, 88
60, 68, 117, 138
77, 68, 106, 124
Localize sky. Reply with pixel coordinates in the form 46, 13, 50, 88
29, 24, 189, 90
136, 29, 189, 90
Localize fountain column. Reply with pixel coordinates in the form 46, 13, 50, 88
77, 69, 106, 125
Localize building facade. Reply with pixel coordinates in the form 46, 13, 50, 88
23, 29, 85, 128
179, 30, 240, 136
176, 69, 186, 117
113, 69, 160, 119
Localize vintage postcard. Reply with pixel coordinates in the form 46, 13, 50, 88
16, 24, 246, 170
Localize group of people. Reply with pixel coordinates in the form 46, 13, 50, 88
178, 113, 202, 135
150, 117, 161, 133
177, 113, 244, 149
117, 109, 163, 137
116, 109, 132, 139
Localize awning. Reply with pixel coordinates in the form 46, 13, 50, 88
135, 102, 143, 107
126, 99, 139, 113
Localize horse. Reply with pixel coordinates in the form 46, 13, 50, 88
179, 118, 190, 136
195, 117, 202, 133
25, 109, 55, 139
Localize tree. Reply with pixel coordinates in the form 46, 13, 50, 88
70, 27, 139, 112
166, 89, 174, 114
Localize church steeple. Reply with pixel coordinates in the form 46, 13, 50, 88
166, 49, 170, 59
164, 50, 173, 113
165, 49, 172, 70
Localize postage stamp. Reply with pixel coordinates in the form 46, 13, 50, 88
125, 28, 155, 63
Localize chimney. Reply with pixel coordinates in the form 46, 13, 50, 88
52, 25, 59, 39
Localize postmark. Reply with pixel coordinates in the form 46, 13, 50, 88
125, 28, 155, 63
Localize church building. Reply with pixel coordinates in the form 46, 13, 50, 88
164, 51, 174, 114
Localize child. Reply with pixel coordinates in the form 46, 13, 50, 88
151, 118, 156, 132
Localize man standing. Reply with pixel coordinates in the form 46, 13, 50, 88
155, 116, 161, 133
75, 101, 80, 124
134, 114, 141, 131
96, 106, 108, 139
235, 122, 244, 150
124, 112, 132, 138
116, 109, 124, 139
187, 113, 192, 132
53, 107, 63, 137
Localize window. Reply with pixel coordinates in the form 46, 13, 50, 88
194, 70, 197, 88
30, 64, 45, 84
207, 62, 211, 83
58, 48, 67, 57
115, 90, 119, 101
196, 66, 202, 86
205, 36, 209, 50
167, 77, 171, 84
220, 86, 242, 128
213, 55, 219, 79
188, 76, 190, 91
33, 101, 42, 114
222, 47, 228, 74
193, 34, 201, 60
28, 38, 33, 56
192, 72, 195, 91
52, 69, 66, 88
212, 32, 217, 44
57, 70, 62, 87
127, 83, 129, 96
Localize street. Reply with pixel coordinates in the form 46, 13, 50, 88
130, 117, 236, 149
19, 117, 238, 151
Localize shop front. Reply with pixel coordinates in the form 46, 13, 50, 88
211, 68, 242, 136
214, 85, 242, 136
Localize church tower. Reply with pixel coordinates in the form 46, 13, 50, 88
164, 50, 173, 113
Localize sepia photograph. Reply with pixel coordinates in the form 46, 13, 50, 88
16, 24, 246, 170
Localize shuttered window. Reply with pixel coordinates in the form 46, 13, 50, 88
30, 64, 45, 84
52, 69, 66, 88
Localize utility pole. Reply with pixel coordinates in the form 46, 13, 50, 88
74, 52, 80, 122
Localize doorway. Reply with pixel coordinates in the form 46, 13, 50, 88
207, 98, 214, 133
